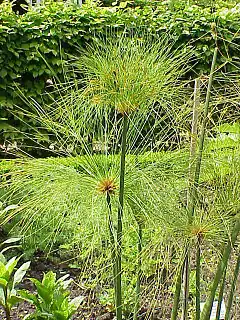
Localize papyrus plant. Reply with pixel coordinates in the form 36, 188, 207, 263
1, 34, 191, 319
63, 35, 190, 320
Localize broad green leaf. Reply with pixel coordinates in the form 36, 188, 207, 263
2, 238, 21, 245
0, 287, 5, 305
0, 262, 7, 278
5, 257, 18, 278
0, 69, 7, 78
0, 277, 8, 287
42, 271, 56, 290
53, 310, 68, 320
13, 261, 31, 286
1, 245, 21, 255
70, 295, 85, 308
31, 278, 53, 305
0, 253, 6, 264
7, 295, 24, 309
19, 290, 41, 308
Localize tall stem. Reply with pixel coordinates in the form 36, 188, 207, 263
116, 114, 128, 320
182, 78, 200, 320
187, 78, 201, 218
215, 267, 227, 320
182, 49, 217, 319
182, 250, 190, 320
189, 48, 218, 221
201, 220, 240, 320
106, 193, 117, 301
196, 235, 201, 320
134, 223, 142, 320
171, 263, 184, 320
225, 253, 240, 320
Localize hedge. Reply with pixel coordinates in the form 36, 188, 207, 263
0, 1, 239, 155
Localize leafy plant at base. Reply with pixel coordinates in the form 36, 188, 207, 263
0, 254, 30, 320
20, 271, 84, 320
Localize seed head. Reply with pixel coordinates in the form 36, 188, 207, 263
97, 178, 117, 195
190, 226, 208, 241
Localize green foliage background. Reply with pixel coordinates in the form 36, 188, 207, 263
0, 0, 239, 153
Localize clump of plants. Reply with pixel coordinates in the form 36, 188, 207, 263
0, 237, 83, 320
0, 32, 240, 320
20, 271, 84, 320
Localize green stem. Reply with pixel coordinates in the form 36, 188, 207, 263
106, 193, 117, 300
182, 78, 200, 320
3, 287, 10, 320
116, 114, 128, 320
225, 253, 240, 320
189, 48, 218, 221
201, 220, 240, 320
5, 307, 10, 320
182, 249, 190, 320
171, 263, 183, 320
183, 50, 217, 319
4, 307, 10, 320
134, 223, 142, 320
215, 267, 227, 320
196, 236, 201, 320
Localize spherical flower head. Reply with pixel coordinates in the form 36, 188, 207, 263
97, 177, 118, 195
190, 225, 208, 242
78, 36, 187, 116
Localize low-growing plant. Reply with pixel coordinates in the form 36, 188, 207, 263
0, 252, 30, 320
20, 271, 84, 320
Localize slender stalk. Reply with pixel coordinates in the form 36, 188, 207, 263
225, 253, 240, 320
134, 223, 142, 320
171, 263, 184, 320
182, 50, 217, 319
215, 267, 227, 320
3, 287, 10, 320
189, 48, 218, 221
4, 307, 10, 320
196, 235, 201, 320
182, 251, 190, 320
201, 220, 240, 320
106, 193, 117, 300
106, 193, 115, 250
116, 114, 128, 320
187, 78, 200, 216
182, 78, 200, 320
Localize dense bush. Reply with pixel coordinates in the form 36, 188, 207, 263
0, 0, 239, 154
